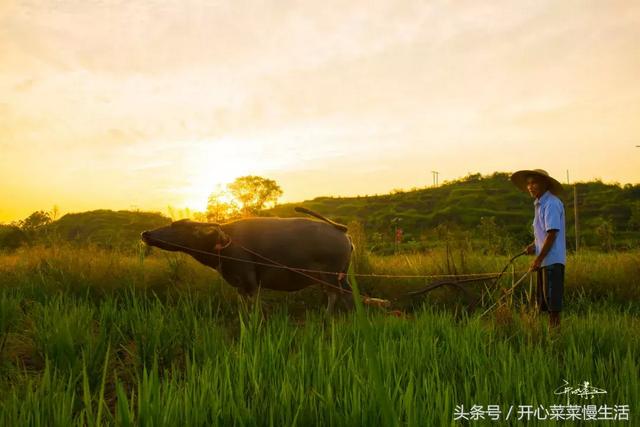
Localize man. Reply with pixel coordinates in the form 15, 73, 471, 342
510, 169, 566, 328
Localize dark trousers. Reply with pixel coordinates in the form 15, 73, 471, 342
536, 263, 565, 312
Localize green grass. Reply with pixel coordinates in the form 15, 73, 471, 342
0, 246, 638, 425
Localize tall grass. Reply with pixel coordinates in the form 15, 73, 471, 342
0, 246, 638, 425
363, 249, 640, 309
1, 294, 637, 425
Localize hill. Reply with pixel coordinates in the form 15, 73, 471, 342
268, 173, 640, 251
46, 210, 170, 250
3, 173, 638, 253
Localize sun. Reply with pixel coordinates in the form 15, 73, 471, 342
179, 139, 261, 211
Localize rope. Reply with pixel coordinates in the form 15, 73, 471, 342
148, 237, 525, 280
233, 241, 354, 295
146, 237, 529, 308
150, 237, 355, 295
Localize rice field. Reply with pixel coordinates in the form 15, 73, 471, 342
0, 245, 638, 425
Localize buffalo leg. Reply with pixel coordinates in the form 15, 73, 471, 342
233, 269, 260, 311
325, 272, 354, 314
338, 274, 355, 310
326, 291, 338, 314
236, 269, 259, 297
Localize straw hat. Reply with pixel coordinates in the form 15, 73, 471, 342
510, 169, 564, 195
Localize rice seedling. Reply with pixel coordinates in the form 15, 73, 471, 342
0, 246, 637, 425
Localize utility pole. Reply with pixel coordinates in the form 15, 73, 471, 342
391, 217, 402, 254
574, 184, 579, 252
567, 170, 579, 253
431, 171, 439, 187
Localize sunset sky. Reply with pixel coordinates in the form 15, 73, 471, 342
1, 1, 639, 223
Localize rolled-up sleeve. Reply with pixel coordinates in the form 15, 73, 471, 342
544, 201, 563, 232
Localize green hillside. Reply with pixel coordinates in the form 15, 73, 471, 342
3, 173, 638, 253
268, 173, 640, 251
46, 210, 170, 250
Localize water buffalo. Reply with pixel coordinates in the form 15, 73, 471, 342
141, 207, 354, 311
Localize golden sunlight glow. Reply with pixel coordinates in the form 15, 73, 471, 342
179, 139, 262, 212
0, 1, 639, 222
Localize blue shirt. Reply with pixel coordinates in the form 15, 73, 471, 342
533, 191, 566, 267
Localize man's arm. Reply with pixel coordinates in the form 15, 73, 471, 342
530, 230, 558, 271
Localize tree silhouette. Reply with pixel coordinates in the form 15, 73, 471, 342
207, 176, 283, 219
229, 176, 283, 216
19, 210, 52, 232
206, 188, 239, 223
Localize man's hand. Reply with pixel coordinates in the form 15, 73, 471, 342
525, 243, 539, 271
525, 243, 536, 255
529, 256, 543, 272
529, 230, 558, 272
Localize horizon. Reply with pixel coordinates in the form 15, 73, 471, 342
2, 1, 639, 223
2, 171, 637, 224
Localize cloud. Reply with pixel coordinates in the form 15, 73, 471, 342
0, 0, 639, 221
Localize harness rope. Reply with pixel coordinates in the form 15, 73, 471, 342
152, 237, 356, 296
151, 237, 526, 279
147, 236, 529, 307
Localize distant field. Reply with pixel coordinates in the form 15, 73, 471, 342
1, 246, 638, 425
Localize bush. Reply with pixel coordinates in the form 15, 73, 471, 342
0, 225, 27, 251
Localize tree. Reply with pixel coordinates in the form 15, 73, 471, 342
14, 210, 53, 243
206, 188, 239, 223
19, 210, 52, 232
226, 176, 283, 217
